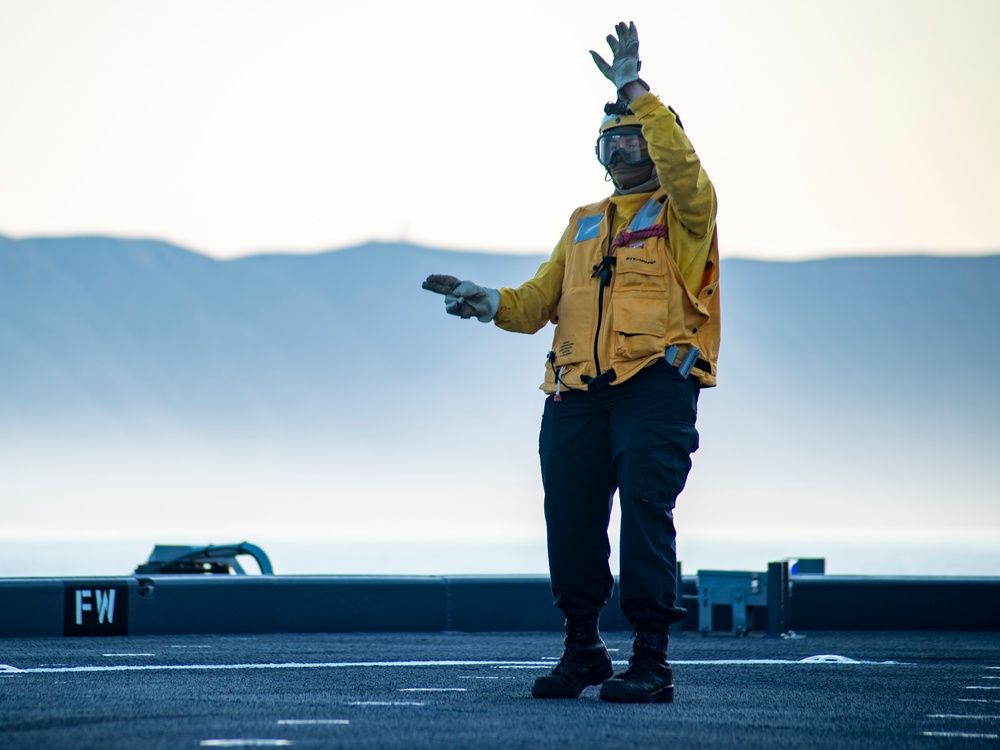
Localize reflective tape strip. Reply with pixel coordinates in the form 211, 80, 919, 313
574, 214, 603, 243
628, 198, 663, 231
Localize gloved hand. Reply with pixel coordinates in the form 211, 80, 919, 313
422, 274, 500, 323
590, 21, 645, 93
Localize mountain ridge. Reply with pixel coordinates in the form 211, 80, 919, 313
1, 234, 997, 540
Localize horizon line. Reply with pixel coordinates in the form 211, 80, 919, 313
2, 230, 999, 264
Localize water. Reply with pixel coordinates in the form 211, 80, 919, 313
1, 529, 998, 578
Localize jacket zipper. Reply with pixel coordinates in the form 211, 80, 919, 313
592, 205, 616, 377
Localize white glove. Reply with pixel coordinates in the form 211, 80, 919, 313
445, 280, 500, 322
422, 274, 499, 323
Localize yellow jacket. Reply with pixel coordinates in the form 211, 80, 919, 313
494, 92, 720, 392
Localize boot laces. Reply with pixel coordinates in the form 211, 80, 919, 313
552, 649, 574, 675
552, 627, 601, 676
621, 632, 667, 678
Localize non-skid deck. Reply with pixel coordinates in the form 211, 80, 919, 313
1, 630, 998, 748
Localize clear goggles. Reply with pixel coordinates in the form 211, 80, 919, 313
595, 127, 650, 167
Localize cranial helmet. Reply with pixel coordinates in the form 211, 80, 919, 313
596, 101, 648, 167
599, 100, 642, 134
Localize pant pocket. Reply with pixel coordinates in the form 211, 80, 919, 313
631, 421, 699, 504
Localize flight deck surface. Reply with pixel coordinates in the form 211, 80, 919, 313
1, 630, 998, 748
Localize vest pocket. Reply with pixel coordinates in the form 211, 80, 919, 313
550, 286, 595, 366
612, 293, 668, 360
614, 242, 668, 292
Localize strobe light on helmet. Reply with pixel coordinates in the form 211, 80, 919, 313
596, 101, 650, 167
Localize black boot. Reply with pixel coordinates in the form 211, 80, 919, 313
599, 630, 674, 703
531, 618, 614, 699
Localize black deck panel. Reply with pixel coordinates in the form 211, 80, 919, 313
2, 573, 998, 638
789, 575, 1000, 631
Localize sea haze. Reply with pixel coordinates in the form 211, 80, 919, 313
1, 235, 998, 576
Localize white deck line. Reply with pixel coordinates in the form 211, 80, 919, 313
926, 714, 1000, 719
0, 656, 906, 676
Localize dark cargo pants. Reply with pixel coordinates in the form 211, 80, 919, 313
538, 359, 699, 629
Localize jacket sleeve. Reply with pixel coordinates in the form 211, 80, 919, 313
492, 226, 569, 335
631, 92, 717, 240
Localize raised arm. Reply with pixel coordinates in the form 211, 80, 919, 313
591, 21, 717, 238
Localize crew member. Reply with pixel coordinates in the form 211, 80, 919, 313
423, 20, 719, 703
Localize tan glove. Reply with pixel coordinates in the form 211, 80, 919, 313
590, 21, 645, 94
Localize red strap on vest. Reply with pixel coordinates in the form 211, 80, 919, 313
610, 225, 668, 250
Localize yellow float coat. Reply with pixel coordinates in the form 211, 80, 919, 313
493, 92, 720, 391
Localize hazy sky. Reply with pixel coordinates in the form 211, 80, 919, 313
1, 0, 998, 260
